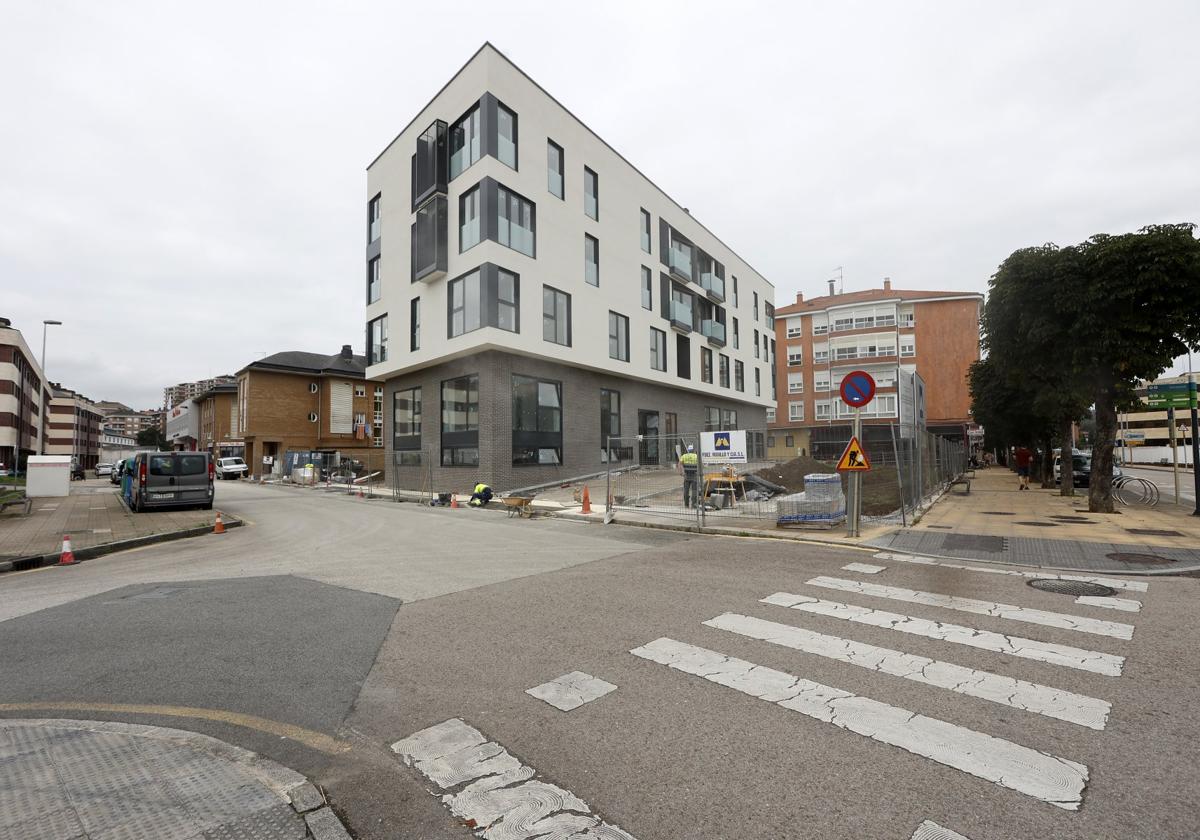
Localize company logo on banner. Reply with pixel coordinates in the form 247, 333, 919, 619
700, 430, 748, 464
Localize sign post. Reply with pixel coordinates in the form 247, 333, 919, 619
839, 371, 877, 538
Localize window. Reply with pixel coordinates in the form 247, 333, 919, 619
543, 286, 571, 346
788, 372, 804, 393
732, 317, 739, 349
718, 354, 730, 388
641, 266, 652, 310
832, 316, 854, 332
786, 319, 802, 339
512, 375, 562, 465
650, 328, 667, 371
815, 400, 832, 420
789, 402, 804, 422
754, 329, 760, 359
448, 271, 481, 337
704, 406, 720, 431
412, 120, 447, 208
813, 321, 829, 335
497, 269, 518, 332
460, 185, 481, 251
367, 315, 387, 365
721, 408, 738, 429
901, 338, 916, 357
585, 234, 599, 286
600, 389, 620, 441
753, 291, 759, 320
496, 103, 517, 169
449, 104, 481, 179
814, 373, 831, 391
763, 333, 770, 363
355, 385, 366, 398
410, 297, 420, 351
640, 208, 651, 253
676, 334, 691, 379
900, 311, 915, 327
393, 387, 421, 450
787, 349, 803, 367
367, 256, 381, 304
813, 347, 830, 363
497, 185, 535, 256
412, 195, 448, 282
701, 347, 713, 384
755, 367, 761, 396
584, 167, 598, 220
764, 302, 775, 327
368, 194, 381, 243
785, 434, 794, 448
734, 360, 744, 392
766, 407, 776, 424
608, 311, 629, 362
441, 374, 478, 466
732, 276, 739, 308
547, 140, 564, 198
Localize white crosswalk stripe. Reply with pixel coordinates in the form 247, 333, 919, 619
805, 576, 1135, 640
762, 592, 1124, 676
1075, 595, 1142, 612
911, 820, 973, 839
842, 562, 887, 574
704, 613, 1110, 729
873, 551, 1149, 593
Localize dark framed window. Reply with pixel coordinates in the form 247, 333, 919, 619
367, 315, 387, 365
640, 208, 651, 253
650, 328, 667, 371
753, 291, 759, 320
441, 374, 479, 466
755, 367, 761, 396
449, 270, 481, 337
496, 102, 517, 169
701, 347, 714, 384
600, 389, 620, 440
368, 194, 381, 243
721, 408, 738, 429
704, 406, 720, 432
412, 120, 447, 209
719, 354, 730, 388
543, 286, 571, 346
410, 298, 420, 351
512, 375, 562, 465
734, 359, 744, 392
497, 185, 535, 256
763, 332, 770, 362
785, 434, 795, 448
676, 334, 691, 379
733, 276, 739, 308
754, 329, 760, 359
732, 317, 739, 349
367, 256, 381, 304
393, 387, 421, 451
584, 167, 598, 220
449, 104, 481, 179
641, 266, 652, 310
585, 234, 599, 286
412, 196, 448, 282
460, 185, 481, 251
608, 311, 629, 362
448, 266, 518, 338
547, 139, 564, 198
497, 269, 518, 332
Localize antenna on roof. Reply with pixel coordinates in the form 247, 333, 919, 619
834, 266, 844, 295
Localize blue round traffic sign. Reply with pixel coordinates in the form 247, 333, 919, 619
840, 370, 876, 408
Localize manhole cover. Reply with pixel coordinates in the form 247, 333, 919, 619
1106, 552, 1176, 566
1125, 528, 1185, 537
982, 511, 1014, 516
1028, 579, 1117, 597
1014, 521, 1058, 527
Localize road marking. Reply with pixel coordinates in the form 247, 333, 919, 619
392, 719, 637, 839
1075, 596, 1142, 613
911, 820, 972, 840
0, 702, 349, 754
631, 638, 1087, 810
526, 671, 617, 711
806, 576, 1135, 640
705, 613, 1110, 729
762, 593, 1124, 676
842, 562, 886, 574
873, 552, 1149, 593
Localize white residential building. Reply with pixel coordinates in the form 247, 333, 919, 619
364, 43, 774, 489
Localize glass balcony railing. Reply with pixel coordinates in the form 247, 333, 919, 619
699, 271, 725, 300
670, 299, 693, 331
669, 244, 693, 280
701, 319, 726, 345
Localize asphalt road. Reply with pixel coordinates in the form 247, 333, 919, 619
2, 481, 1198, 839
1123, 465, 1197, 506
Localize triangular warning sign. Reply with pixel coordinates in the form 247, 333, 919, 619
836, 436, 871, 471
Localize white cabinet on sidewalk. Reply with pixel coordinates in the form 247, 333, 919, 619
25, 455, 71, 497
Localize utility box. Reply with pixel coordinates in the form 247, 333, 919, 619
25, 455, 71, 498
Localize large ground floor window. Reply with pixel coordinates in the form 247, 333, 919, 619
512, 374, 562, 465
441, 374, 479, 466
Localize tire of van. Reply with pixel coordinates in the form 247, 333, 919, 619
201, 502, 213, 510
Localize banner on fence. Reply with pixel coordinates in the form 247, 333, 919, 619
700, 430, 748, 464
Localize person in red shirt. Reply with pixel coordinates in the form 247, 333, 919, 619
1013, 446, 1034, 490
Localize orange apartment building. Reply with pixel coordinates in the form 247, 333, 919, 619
769, 279, 982, 460
237, 345, 384, 477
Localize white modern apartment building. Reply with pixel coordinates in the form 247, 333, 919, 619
365, 43, 775, 489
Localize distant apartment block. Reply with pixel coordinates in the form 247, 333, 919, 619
45, 383, 102, 470
0, 317, 49, 472
1118, 373, 1198, 465
101, 408, 163, 439
164, 376, 236, 409
364, 43, 774, 490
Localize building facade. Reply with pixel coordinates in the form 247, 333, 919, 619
196, 383, 243, 459
99, 429, 138, 465
1118, 373, 1198, 465
165, 400, 200, 451
45, 384, 102, 470
237, 346, 382, 477
365, 43, 775, 491
769, 280, 982, 458
164, 376, 236, 409
101, 408, 163, 439
0, 317, 49, 473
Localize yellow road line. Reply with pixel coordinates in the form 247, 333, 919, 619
0, 702, 350, 754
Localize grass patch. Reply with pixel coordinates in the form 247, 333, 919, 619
755, 456, 902, 516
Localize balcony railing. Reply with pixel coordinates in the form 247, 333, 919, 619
832, 348, 897, 361
670, 299, 693, 332
699, 270, 725, 301
669, 244, 693, 281
701, 319, 726, 345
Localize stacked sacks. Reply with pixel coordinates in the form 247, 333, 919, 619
776, 474, 846, 528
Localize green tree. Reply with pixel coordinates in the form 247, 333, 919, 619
136, 427, 167, 450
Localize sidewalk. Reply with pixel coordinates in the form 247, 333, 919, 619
867, 466, 1200, 574
0, 481, 238, 572
0, 718, 350, 839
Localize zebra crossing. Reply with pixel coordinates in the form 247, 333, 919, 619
629, 551, 1147, 815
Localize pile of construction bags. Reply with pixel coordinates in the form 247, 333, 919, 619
776, 474, 846, 528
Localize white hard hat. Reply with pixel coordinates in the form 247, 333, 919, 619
687, 445, 694, 452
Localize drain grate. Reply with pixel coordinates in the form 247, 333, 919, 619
1051, 516, 1093, 523
982, 511, 1014, 516
1125, 528, 1185, 537
1107, 552, 1176, 565
925, 525, 953, 529
1014, 521, 1058, 527
1028, 579, 1116, 597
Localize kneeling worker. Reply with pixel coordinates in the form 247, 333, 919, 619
469, 482, 494, 507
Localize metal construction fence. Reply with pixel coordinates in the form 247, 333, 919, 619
603, 423, 968, 531
280, 448, 388, 497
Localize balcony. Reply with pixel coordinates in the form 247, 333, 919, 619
668, 243, 693, 282
831, 347, 897, 363
669, 299, 693, 333
701, 319, 726, 346
412, 195, 448, 283
699, 270, 725, 301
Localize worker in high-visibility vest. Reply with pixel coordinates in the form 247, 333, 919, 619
680, 445, 699, 508
469, 482, 493, 507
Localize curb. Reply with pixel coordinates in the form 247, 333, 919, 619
0, 515, 243, 576
864, 543, 1200, 577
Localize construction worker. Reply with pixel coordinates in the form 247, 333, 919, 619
468, 482, 494, 507
680, 445, 699, 508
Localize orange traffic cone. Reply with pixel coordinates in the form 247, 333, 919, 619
213, 512, 226, 534
57, 535, 78, 566
581, 485, 592, 514
450, 493, 459, 509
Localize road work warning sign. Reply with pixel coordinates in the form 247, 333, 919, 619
836, 436, 871, 471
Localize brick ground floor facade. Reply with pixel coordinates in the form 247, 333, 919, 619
383, 350, 767, 493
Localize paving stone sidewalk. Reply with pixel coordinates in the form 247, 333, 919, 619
0, 719, 351, 840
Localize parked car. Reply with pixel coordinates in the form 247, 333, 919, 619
214, 456, 248, 480
96, 462, 113, 477
1055, 452, 1122, 488
128, 451, 214, 512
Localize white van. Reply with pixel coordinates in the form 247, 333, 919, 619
214, 457, 248, 480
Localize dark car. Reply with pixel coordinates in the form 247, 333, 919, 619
128, 451, 214, 512
1060, 454, 1123, 488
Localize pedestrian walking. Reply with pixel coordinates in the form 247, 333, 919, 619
1013, 446, 1033, 490
680, 445, 699, 508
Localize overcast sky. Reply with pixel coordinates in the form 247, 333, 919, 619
3, 1, 1197, 409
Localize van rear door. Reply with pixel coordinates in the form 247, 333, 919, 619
176, 454, 211, 502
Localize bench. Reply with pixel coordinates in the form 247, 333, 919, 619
950, 476, 971, 494
0, 496, 33, 515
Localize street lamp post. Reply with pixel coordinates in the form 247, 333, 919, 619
39, 320, 62, 455
1189, 348, 1199, 517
